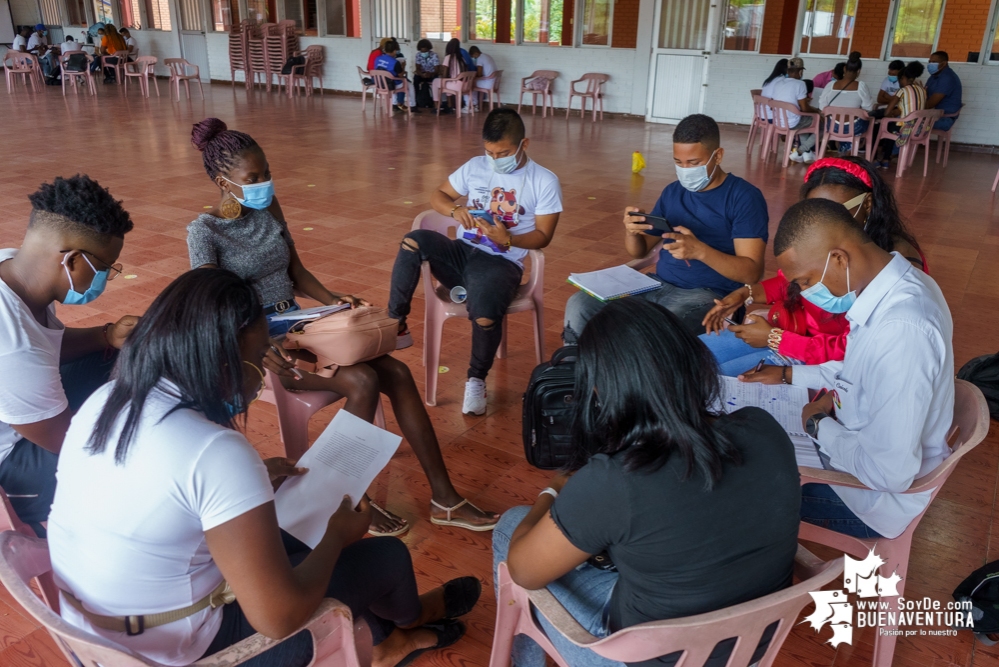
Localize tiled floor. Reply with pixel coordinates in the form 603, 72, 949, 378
0, 81, 998, 667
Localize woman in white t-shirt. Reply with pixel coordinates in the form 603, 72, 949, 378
818, 52, 873, 153
48, 268, 481, 667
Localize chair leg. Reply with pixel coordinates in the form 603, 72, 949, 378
532, 302, 545, 364
566, 95, 572, 119
518, 90, 524, 115
423, 310, 444, 407
197, 79, 205, 99
992, 166, 999, 193
923, 142, 930, 177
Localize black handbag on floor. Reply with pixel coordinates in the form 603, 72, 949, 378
522, 346, 578, 470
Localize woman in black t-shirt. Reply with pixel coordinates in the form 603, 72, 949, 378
492, 299, 801, 667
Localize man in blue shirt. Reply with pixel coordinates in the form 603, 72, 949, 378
925, 51, 962, 131
563, 114, 769, 340
373, 39, 413, 110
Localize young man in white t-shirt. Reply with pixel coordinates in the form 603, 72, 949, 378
0, 175, 138, 536
388, 108, 562, 415
121, 28, 138, 59
11, 26, 30, 52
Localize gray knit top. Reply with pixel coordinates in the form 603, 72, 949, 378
186, 209, 296, 306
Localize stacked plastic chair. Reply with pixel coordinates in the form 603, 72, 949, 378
262, 20, 298, 92
228, 20, 252, 86
245, 22, 270, 89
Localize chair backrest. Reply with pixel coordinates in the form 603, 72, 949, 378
164, 58, 194, 77
126, 55, 157, 75
369, 69, 400, 92
357, 65, 369, 79
899, 108, 943, 144
506, 549, 844, 665
529, 69, 558, 80
768, 99, 807, 131
908, 379, 990, 496
751, 94, 770, 122
750, 88, 762, 97
822, 106, 871, 140
581, 72, 609, 92
303, 44, 324, 73
7, 52, 39, 71
455, 70, 477, 91
0, 532, 161, 666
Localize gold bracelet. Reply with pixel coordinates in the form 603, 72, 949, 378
767, 328, 783, 351
449, 204, 461, 218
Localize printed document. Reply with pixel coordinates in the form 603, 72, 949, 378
268, 303, 350, 322
567, 265, 662, 301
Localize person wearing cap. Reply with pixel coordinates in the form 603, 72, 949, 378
767, 57, 820, 164
27, 24, 49, 55
925, 51, 962, 131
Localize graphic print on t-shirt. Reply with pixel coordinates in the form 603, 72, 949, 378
459, 186, 528, 254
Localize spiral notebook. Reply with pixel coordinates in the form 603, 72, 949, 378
567, 265, 662, 302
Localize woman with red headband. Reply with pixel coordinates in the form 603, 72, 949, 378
700, 156, 925, 375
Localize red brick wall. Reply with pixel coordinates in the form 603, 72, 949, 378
611, 0, 639, 48
850, 0, 890, 57
936, 0, 992, 62
759, 0, 798, 54
420, 0, 460, 37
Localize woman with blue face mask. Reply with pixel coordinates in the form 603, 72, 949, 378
186, 117, 499, 538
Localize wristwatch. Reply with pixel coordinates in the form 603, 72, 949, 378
806, 412, 829, 439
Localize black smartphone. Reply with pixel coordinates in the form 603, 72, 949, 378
637, 213, 675, 236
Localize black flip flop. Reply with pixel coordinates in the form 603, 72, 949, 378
394, 619, 466, 667
443, 576, 482, 619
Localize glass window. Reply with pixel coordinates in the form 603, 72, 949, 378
325, 0, 360, 35
522, 0, 568, 44
993, 26, 999, 62
581, 0, 610, 45
143, 0, 173, 29
93, 0, 113, 24
658, 0, 710, 49
723, 0, 765, 51
121, 0, 143, 28
470, 0, 496, 40
890, 0, 944, 58
935, 0, 991, 63
800, 0, 857, 54
282, 0, 318, 33
66, 0, 88, 25
420, 0, 460, 39
247, 0, 271, 22
212, 0, 238, 30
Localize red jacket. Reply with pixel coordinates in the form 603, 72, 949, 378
761, 272, 849, 365
367, 48, 382, 72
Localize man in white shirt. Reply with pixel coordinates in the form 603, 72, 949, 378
0, 175, 138, 536
121, 28, 138, 59
11, 26, 31, 52
741, 198, 953, 540
27, 24, 48, 54
388, 108, 562, 415
877, 59, 905, 106
468, 46, 496, 85
768, 57, 820, 163
60, 35, 82, 53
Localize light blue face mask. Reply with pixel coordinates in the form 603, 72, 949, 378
888, 75, 898, 83
486, 139, 524, 175
224, 361, 265, 419
927, 62, 939, 75
223, 177, 275, 210
62, 252, 108, 306
674, 149, 718, 192
800, 252, 857, 314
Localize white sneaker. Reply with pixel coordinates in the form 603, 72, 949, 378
801, 150, 816, 164
788, 149, 804, 163
462, 378, 487, 416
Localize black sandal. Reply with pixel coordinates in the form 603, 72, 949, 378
394, 619, 466, 667
443, 576, 481, 619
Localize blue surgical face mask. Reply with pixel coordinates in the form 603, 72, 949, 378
674, 149, 719, 192
62, 252, 108, 306
224, 361, 265, 419
800, 252, 857, 314
486, 139, 524, 174
927, 62, 939, 75
888, 75, 898, 83
223, 177, 274, 210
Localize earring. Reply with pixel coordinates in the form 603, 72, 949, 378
220, 194, 242, 220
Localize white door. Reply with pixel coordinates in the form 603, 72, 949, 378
645, 0, 715, 124
179, 0, 210, 81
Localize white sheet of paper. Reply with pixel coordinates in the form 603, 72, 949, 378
268, 303, 350, 322
567, 264, 661, 300
274, 410, 402, 548
716, 376, 823, 468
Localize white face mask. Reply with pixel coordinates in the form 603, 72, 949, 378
486, 140, 524, 175
674, 150, 718, 192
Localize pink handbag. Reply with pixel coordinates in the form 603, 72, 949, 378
282, 306, 398, 377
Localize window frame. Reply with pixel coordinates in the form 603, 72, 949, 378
466, 0, 603, 46
798, 0, 857, 56
317, 0, 361, 37
883, 0, 947, 60
716, 0, 766, 53
576, 0, 614, 48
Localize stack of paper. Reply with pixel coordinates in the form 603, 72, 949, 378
268, 303, 350, 322
567, 265, 662, 302
716, 376, 822, 468
275, 410, 401, 548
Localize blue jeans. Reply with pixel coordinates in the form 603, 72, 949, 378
933, 116, 956, 132
563, 276, 720, 343
265, 301, 300, 339
800, 483, 883, 539
698, 329, 801, 376
492, 507, 624, 667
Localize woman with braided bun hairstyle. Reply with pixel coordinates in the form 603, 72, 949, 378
186, 118, 499, 537
699, 156, 925, 376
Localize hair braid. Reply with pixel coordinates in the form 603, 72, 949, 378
191, 118, 259, 180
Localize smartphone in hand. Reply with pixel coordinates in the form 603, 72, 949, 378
639, 213, 675, 236
468, 209, 496, 225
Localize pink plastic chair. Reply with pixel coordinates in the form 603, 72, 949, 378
357, 66, 375, 110
798, 379, 989, 667
818, 106, 875, 160
165, 58, 205, 101
123, 56, 159, 98
59, 52, 97, 96
627, 240, 662, 273
260, 369, 385, 461
3, 52, 43, 92
436, 71, 477, 117
747, 94, 772, 154
412, 210, 545, 407
931, 107, 962, 168
566, 73, 609, 121
764, 100, 820, 168
992, 166, 999, 193
369, 70, 411, 116
473, 69, 503, 111
490, 546, 843, 667
873, 108, 942, 177
0, 531, 370, 667
0, 485, 36, 537
518, 70, 558, 118
101, 50, 128, 85
280, 45, 324, 98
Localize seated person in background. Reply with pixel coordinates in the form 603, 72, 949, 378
811, 62, 842, 91
0, 175, 137, 536
469, 45, 496, 82
432, 38, 470, 113
741, 199, 953, 540
925, 50, 962, 131
759, 58, 788, 104
93, 24, 127, 82
367, 36, 391, 72
11, 26, 31, 52
120, 28, 138, 59
564, 114, 768, 341
458, 42, 475, 70
187, 118, 497, 535
48, 269, 480, 667
818, 53, 873, 153
389, 109, 562, 416
413, 38, 439, 90
373, 39, 414, 111
874, 61, 925, 170
700, 156, 924, 376
769, 57, 820, 163
877, 59, 905, 106
494, 298, 801, 667
27, 24, 49, 56
60, 35, 82, 53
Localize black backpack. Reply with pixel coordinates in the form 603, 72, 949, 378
958, 353, 999, 420
64, 53, 87, 72
415, 79, 434, 108
953, 560, 999, 641
522, 346, 577, 469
